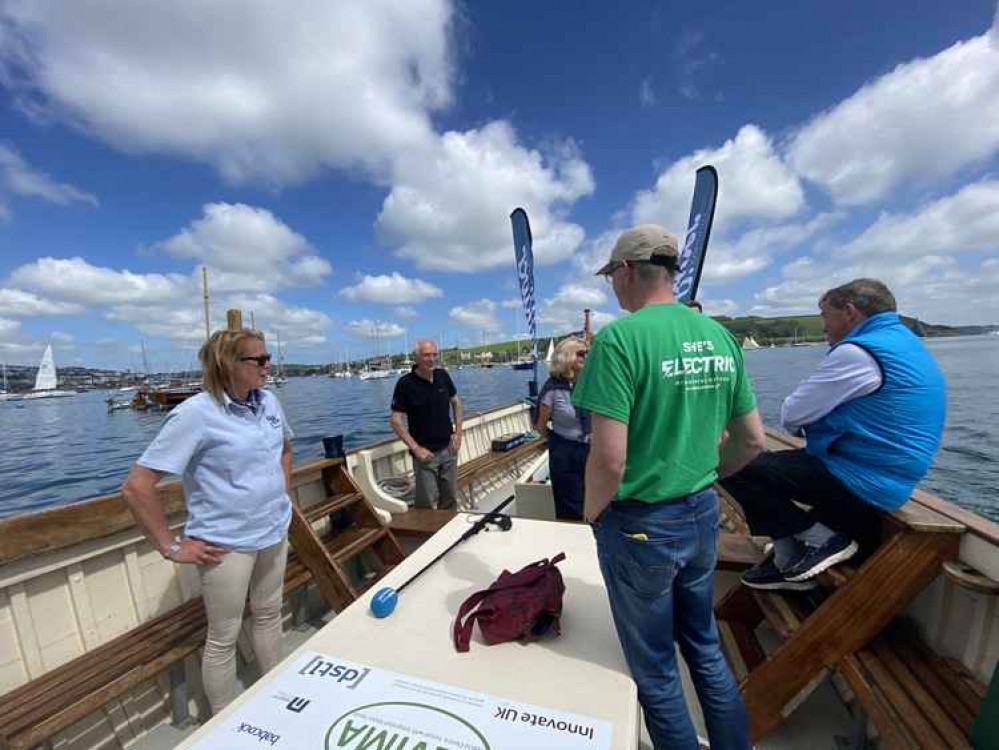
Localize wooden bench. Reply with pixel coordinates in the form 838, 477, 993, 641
0, 461, 402, 750
719, 576, 987, 749
715, 428, 969, 742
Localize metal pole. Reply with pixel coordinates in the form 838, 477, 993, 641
202, 267, 211, 340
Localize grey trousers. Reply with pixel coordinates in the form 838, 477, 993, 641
413, 448, 457, 511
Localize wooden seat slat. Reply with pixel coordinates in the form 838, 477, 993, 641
304, 491, 363, 523
856, 647, 952, 749
871, 637, 970, 749
389, 509, 457, 538
886, 630, 976, 733
839, 654, 921, 749
329, 526, 386, 565
891, 624, 984, 719
0, 597, 206, 721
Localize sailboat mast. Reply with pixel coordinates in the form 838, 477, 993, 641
276, 330, 283, 378
202, 266, 210, 340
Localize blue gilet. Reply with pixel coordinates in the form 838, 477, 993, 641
803, 312, 946, 511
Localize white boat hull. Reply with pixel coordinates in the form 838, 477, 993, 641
0, 409, 995, 749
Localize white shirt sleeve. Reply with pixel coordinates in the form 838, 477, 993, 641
780, 343, 882, 434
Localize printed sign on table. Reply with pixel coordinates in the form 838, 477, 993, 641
192, 651, 613, 749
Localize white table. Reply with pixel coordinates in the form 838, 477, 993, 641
178, 515, 639, 749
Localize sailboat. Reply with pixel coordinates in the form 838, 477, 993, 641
22, 345, 77, 400
544, 337, 555, 364
0, 361, 17, 402
266, 330, 287, 387
742, 335, 761, 350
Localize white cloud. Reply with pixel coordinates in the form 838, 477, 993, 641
158, 203, 331, 287
750, 248, 999, 326
0, 4, 597, 273
223, 293, 332, 346
702, 212, 845, 283
377, 122, 593, 271
346, 319, 405, 338
0, 288, 85, 316
108, 292, 332, 346
500, 298, 522, 309
787, 30, 999, 205
0, 144, 97, 217
394, 306, 419, 320
339, 272, 442, 304
841, 180, 999, 258
632, 125, 804, 236
0, 1, 452, 185
449, 299, 500, 331
0, 317, 20, 340
538, 283, 609, 332
10, 257, 189, 305
50, 331, 73, 344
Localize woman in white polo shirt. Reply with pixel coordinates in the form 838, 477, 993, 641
122, 328, 293, 713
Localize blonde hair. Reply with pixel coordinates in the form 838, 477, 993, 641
199, 328, 266, 404
550, 336, 587, 379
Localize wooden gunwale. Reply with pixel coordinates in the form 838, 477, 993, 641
0, 401, 532, 568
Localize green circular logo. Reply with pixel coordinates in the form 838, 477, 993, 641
324, 701, 490, 750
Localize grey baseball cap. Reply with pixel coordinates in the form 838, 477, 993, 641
595, 224, 679, 276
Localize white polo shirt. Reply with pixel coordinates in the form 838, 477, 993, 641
139, 389, 293, 550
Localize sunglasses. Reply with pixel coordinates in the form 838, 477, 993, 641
239, 354, 272, 366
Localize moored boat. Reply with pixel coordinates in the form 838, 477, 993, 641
0, 406, 995, 749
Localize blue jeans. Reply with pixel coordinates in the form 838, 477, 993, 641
593, 488, 750, 750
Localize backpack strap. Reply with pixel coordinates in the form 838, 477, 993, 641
453, 589, 493, 653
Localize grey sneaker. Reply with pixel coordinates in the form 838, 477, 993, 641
783, 534, 858, 582
741, 552, 817, 591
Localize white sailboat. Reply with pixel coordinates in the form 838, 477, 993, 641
742, 335, 761, 350
0, 361, 17, 402
21, 345, 77, 400
544, 337, 555, 364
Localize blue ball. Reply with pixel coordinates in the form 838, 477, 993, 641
370, 587, 398, 618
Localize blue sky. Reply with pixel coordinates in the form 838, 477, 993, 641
1, 0, 998, 370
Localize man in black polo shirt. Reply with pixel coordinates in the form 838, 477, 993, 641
390, 340, 463, 511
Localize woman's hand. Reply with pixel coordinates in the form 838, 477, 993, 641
171, 537, 228, 566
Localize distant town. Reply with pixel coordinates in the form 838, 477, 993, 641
1, 314, 996, 394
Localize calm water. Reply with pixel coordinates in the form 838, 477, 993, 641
1, 336, 997, 522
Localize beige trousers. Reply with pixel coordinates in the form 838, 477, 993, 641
198, 538, 288, 712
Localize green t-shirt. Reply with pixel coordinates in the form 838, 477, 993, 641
573, 303, 756, 503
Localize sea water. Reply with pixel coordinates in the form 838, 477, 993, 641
0, 336, 996, 522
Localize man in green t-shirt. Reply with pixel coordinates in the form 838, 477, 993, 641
573, 224, 765, 750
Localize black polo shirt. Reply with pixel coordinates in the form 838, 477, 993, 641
391, 367, 457, 452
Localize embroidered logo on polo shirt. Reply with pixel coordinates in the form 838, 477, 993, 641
266, 415, 281, 428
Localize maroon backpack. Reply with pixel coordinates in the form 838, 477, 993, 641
452, 553, 567, 653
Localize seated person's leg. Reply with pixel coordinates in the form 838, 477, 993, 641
721, 449, 856, 589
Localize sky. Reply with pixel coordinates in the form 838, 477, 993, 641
1, 0, 998, 371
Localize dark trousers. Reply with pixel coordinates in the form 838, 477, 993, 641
719, 449, 881, 558
548, 432, 588, 521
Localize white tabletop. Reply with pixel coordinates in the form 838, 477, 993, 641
179, 515, 639, 749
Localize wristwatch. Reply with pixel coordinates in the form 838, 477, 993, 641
163, 536, 182, 560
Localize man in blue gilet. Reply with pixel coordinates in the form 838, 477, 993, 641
721, 278, 946, 590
